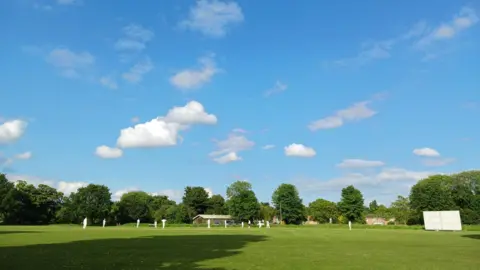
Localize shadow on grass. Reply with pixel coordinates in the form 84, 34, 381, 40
0, 234, 266, 270
462, 234, 480, 240
0, 231, 42, 235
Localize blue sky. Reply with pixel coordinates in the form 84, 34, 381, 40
1, 0, 479, 205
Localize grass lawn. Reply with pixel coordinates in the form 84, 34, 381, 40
0, 225, 479, 269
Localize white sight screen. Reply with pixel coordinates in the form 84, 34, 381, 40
423, 211, 462, 231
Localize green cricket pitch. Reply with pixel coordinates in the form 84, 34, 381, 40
0, 225, 479, 269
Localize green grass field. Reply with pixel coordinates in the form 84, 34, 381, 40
1, 225, 479, 269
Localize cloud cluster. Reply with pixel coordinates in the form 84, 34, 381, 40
210, 133, 255, 164
413, 147, 454, 167
284, 144, 316, 157
180, 0, 244, 38
0, 120, 28, 144
7, 174, 88, 196
96, 101, 217, 158
45, 48, 95, 78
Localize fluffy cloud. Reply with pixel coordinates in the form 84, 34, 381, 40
210, 133, 254, 164
413, 147, 440, 157
15, 152, 32, 160
122, 57, 154, 83
95, 145, 123, 159
262, 144, 275, 150
180, 0, 244, 38
0, 120, 28, 144
155, 189, 183, 202
115, 24, 154, 52
204, 187, 214, 197
308, 101, 376, 130
164, 101, 217, 125
284, 143, 316, 157
112, 187, 139, 201
213, 152, 242, 164
264, 81, 287, 97
112, 101, 217, 150
99, 76, 118, 89
170, 55, 218, 90
6, 174, 87, 196
336, 159, 385, 168
45, 48, 95, 78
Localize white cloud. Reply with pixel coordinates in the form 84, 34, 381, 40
112, 187, 139, 201
164, 101, 217, 125
115, 101, 217, 149
264, 81, 287, 97
209, 133, 254, 163
284, 143, 316, 157
213, 152, 242, 164
115, 24, 154, 52
170, 55, 218, 90
45, 48, 95, 78
416, 7, 478, 48
204, 187, 214, 197
15, 152, 32, 160
337, 159, 385, 168
262, 144, 275, 150
122, 57, 154, 83
0, 120, 28, 144
117, 119, 181, 148
95, 145, 123, 159
100, 76, 118, 89
309, 101, 376, 131
180, 0, 244, 38
413, 147, 440, 157
6, 174, 87, 196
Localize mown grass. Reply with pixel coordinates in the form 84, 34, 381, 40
0, 225, 479, 269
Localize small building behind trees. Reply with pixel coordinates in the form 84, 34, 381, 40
193, 214, 234, 225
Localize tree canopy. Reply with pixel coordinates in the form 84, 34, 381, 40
272, 184, 305, 224
338, 185, 365, 223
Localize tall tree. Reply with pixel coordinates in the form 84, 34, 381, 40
308, 198, 339, 223
119, 191, 153, 222
227, 190, 260, 222
182, 186, 209, 219
369, 200, 379, 213
390, 195, 411, 225
70, 184, 112, 224
226, 181, 252, 199
0, 174, 15, 221
272, 184, 305, 224
206, 194, 226, 214
338, 185, 365, 223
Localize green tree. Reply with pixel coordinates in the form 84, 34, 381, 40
226, 181, 252, 199
369, 200, 379, 213
182, 186, 209, 219
390, 195, 411, 225
308, 198, 339, 223
0, 174, 14, 221
259, 202, 276, 221
70, 184, 112, 224
206, 194, 226, 214
338, 185, 365, 223
227, 190, 260, 222
272, 184, 305, 224
119, 191, 153, 222
409, 175, 456, 223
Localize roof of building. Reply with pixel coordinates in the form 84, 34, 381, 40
193, 214, 232, 220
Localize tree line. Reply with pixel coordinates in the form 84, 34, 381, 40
0, 170, 479, 225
